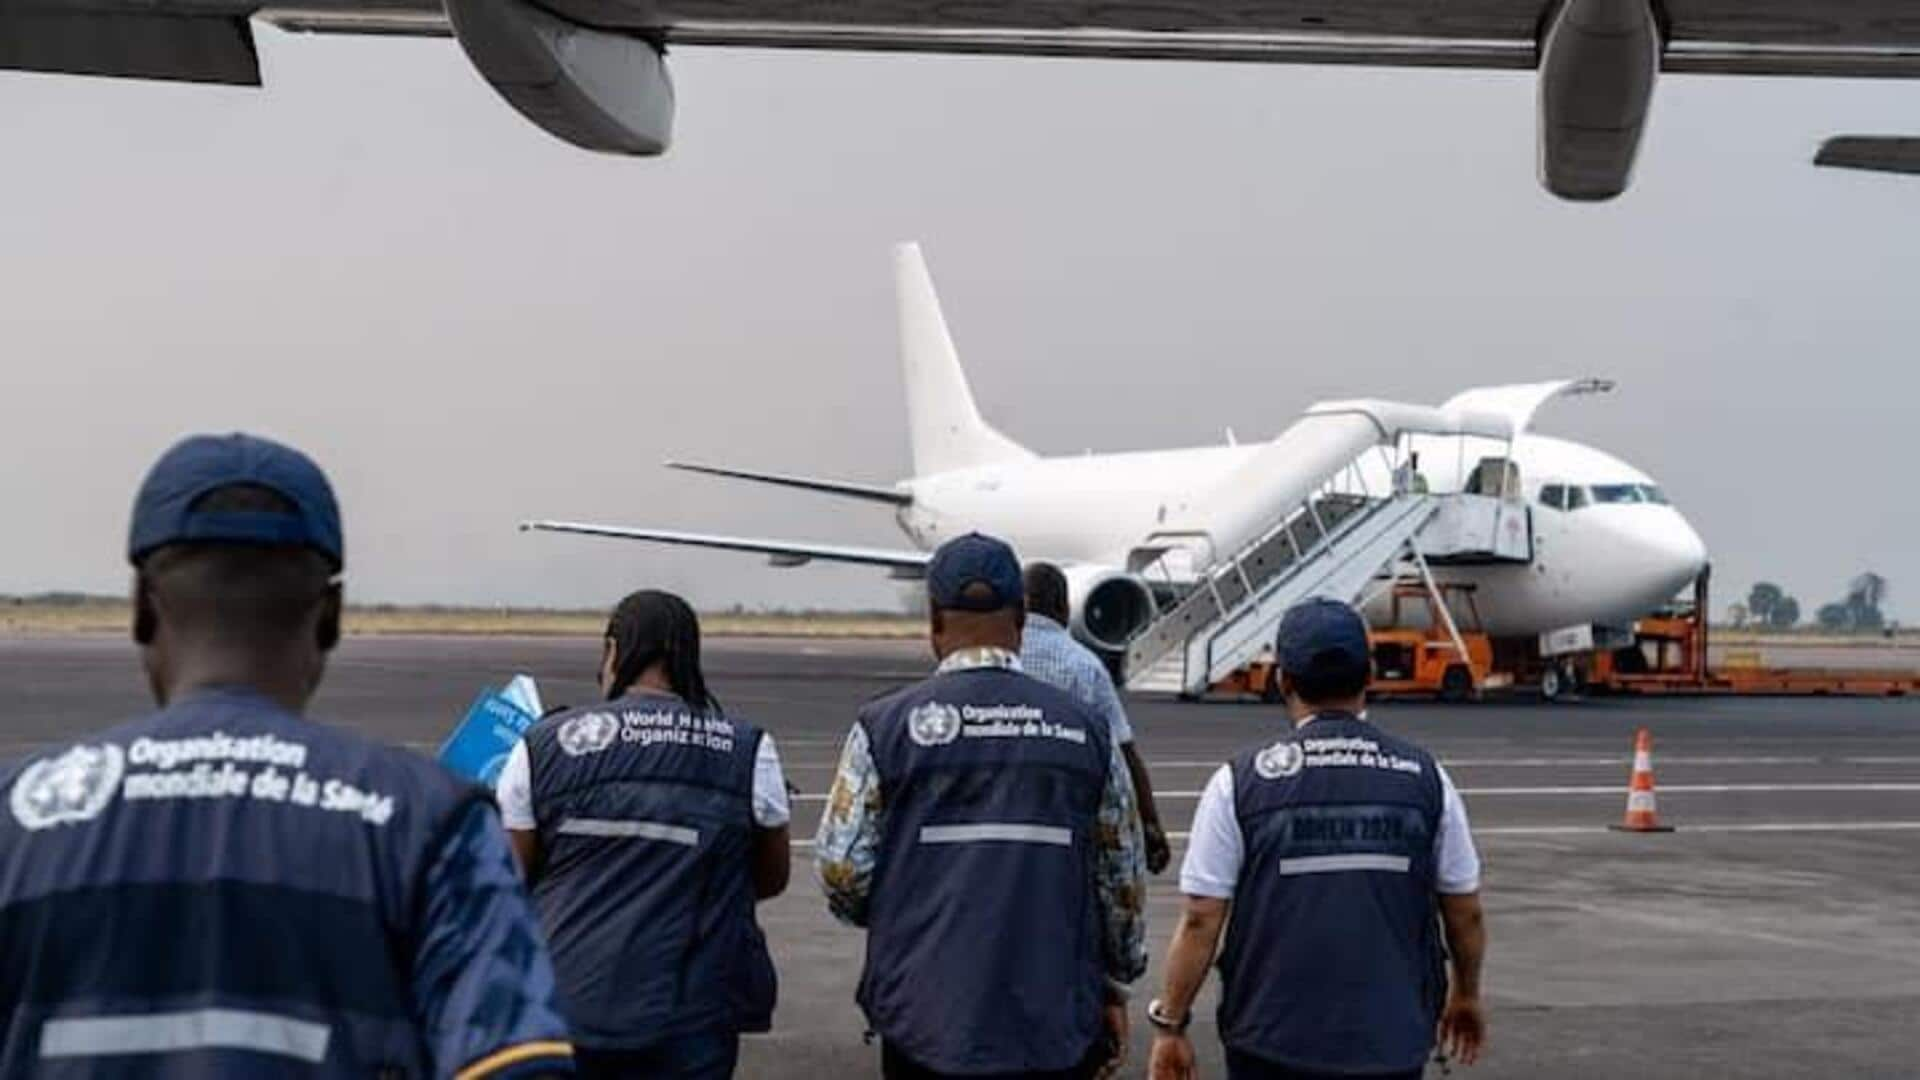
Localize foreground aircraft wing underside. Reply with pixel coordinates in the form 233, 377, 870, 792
22, 1, 1919, 88
522, 520, 932, 577
10, 1, 1917, 198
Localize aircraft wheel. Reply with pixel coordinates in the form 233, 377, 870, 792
1541, 663, 1577, 703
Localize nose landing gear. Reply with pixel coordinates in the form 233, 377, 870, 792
1540, 661, 1584, 702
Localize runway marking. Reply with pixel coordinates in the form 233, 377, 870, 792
790, 783, 1920, 803
1469, 821, 1920, 837
1136, 756, 1833, 769
758, 753, 1918, 773
787, 820, 1920, 849
1460, 783, 1920, 796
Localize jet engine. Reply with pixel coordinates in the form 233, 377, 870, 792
444, 0, 674, 155
1061, 565, 1158, 653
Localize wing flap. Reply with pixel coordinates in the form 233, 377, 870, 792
1815, 136, 1920, 176
0, 11, 259, 85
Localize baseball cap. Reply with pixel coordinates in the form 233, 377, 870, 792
1276, 597, 1371, 682
925, 533, 1023, 612
127, 433, 344, 571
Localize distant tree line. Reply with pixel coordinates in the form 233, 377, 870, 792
1729, 573, 1892, 632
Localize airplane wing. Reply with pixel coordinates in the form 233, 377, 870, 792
521, 520, 931, 577
13, 1, 1920, 198
261, 1, 1920, 77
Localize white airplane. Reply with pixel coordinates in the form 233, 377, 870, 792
526, 243, 1708, 669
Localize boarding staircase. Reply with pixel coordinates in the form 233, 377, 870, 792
1124, 486, 1442, 696
1114, 397, 1542, 698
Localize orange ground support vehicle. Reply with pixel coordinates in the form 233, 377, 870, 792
1210, 583, 1503, 703
1586, 575, 1919, 697
1368, 584, 1504, 702
1208, 574, 1917, 703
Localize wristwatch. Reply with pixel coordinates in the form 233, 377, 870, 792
1146, 998, 1190, 1034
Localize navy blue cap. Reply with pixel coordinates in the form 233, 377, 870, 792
1276, 597, 1371, 681
926, 533, 1023, 612
128, 433, 344, 570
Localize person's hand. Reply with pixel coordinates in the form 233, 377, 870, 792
1149, 1032, 1196, 1080
1096, 1002, 1129, 1078
1438, 992, 1486, 1066
1144, 823, 1172, 875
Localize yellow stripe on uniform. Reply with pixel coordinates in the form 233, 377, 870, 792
455, 1040, 575, 1080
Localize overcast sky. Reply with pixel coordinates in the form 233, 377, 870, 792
1, 32, 1915, 617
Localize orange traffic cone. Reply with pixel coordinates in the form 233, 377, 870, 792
1610, 728, 1675, 833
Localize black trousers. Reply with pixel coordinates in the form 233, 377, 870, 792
881, 1041, 1109, 1080
1225, 1047, 1424, 1080
574, 1031, 741, 1080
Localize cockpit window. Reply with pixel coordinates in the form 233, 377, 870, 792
1590, 484, 1646, 505
1541, 483, 1663, 510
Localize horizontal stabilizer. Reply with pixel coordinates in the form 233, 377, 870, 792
666, 461, 912, 506
522, 521, 929, 577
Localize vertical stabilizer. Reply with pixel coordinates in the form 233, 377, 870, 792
896, 242, 1035, 476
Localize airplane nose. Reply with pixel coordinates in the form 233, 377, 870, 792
1650, 511, 1709, 596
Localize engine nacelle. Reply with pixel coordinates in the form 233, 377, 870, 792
1062, 565, 1157, 653
445, 0, 673, 156
1538, 0, 1661, 201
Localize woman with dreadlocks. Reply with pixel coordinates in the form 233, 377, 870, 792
496, 590, 791, 1079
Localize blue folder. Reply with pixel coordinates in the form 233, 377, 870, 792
438, 686, 539, 785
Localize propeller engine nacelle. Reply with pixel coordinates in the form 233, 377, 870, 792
445, 0, 674, 156
1061, 565, 1158, 654
1538, 0, 1661, 201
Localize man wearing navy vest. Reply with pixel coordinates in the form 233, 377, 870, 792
0, 433, 575, 1078
1146, 598, 1488, 1080
815, 533, 1148, 1079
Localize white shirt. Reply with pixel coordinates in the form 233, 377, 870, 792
1180, 732, 1480, 899
494, 732, 792, 831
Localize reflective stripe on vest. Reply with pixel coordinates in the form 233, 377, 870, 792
1278, 853, 1412, 875
919, 823, 1072, 846
41, 1009, 331, 1064
556, 818, 699, 846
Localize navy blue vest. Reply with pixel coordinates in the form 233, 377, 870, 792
857, 666, 1112, 1075
1217, 712, 1447, 1074
525, 691, 773, 1050
0, 688, 482, 1078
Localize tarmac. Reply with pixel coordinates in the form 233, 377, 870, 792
5, 633, 1920, 1078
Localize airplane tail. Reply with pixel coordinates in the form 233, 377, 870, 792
895, 242, 1035, 476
